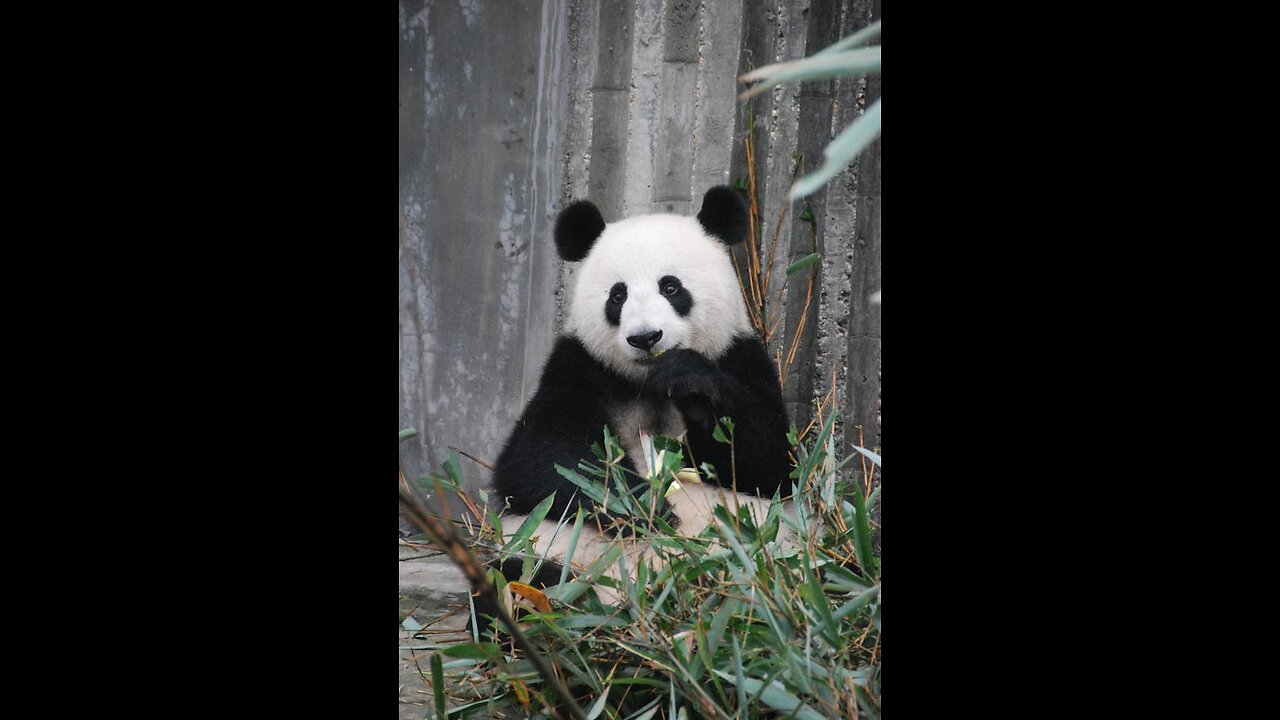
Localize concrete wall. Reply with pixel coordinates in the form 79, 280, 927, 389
398, 0, 881, 513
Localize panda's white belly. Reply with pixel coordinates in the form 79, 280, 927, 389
608, 398, 687, 476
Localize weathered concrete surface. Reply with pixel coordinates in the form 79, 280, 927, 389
837, 0, 881, 496
398, 0, 569, 499
724, 0, 882, 483
400, 0, 882, 526
398, 543, 470, 719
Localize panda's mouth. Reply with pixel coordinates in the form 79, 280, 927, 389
634, 346, 675, 364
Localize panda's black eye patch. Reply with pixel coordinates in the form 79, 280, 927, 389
605, 282, 627, 326
658, 275, 692, 317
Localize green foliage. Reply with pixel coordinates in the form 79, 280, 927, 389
785, 253, 821, 276
434, 421, 881, 719
500, 492, 557, 558
419, 449, 466, 493
711, 416, 734, 445
431, 652, 446, 719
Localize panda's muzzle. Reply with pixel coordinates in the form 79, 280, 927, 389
626, 330, 663, 352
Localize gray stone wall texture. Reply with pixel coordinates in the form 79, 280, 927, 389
399, 0, 881, 515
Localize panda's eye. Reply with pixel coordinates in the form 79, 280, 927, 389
662, 281, 679, 296
611, 291, 625, 304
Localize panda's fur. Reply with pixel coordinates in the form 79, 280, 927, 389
488, 186, 792, 600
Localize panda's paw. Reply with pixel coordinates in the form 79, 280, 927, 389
644, 349, 722, 406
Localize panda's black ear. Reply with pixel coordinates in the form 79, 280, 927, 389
554, 200, 606, 261
697, 186, 750, 246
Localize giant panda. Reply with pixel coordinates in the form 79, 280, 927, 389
487, 186, 793, 601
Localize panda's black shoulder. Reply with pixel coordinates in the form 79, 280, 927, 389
538, 336, 604, 386
718, 334, 781, 385
538, 335, 638, 396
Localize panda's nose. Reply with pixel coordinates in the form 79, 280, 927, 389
627, 330, 663, 352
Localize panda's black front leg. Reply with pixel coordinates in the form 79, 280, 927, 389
642, 342, 790, 499
642, 349, 723, 429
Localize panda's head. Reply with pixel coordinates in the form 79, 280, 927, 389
556, 186, 754, 381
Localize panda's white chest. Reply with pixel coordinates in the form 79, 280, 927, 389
608, 399, 687, 476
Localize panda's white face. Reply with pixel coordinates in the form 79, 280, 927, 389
566, 214, 752, 381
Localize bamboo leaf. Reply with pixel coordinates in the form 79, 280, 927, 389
626, 701, 661, 720
445, 694, 511, 718
784, 642, 812, 694
644, 577, 676, 625
814, 20, 881, 57
545, 544, 624, 604
399, 428, 418, 442
443, 450, 463, 486
586, 685, 612, 720
804, 562, 841, 649
846, 460, 879, 579
542, 580, 592, 604
431, 653, 446, 719
786, 252, 821, 275
559, 506, 587, 585
710, 670, 827, 720
500, 492, 556, 555
616, 640, 676, 672
866, 484, 880, 510
711, 516, 756, 583
691, 621, 729, 706
823, 561, 871, 591
556, 464, 606, 504
731, 636, 747, 711
552, 614, 632, 630
611, 677, 669, 690
739, 47, 881, 99
790, 99, 881, 200
441, 642, 504, 661
705, 596, 739, 661
851, 445, 882, 467
711, 424, 728, 443
833, 585, 881, 621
